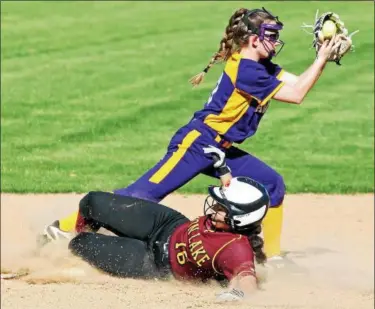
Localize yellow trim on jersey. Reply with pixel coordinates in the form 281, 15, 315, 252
149, 130, 201, 184
211, 235, 242, 275
224, 53, 240, 84
214, 135, 221, 143
276, 69, 285, 80
204, 90, 249, 135
259, 81, 285, 106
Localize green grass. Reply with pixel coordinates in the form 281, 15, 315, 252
1, 1, 374, 194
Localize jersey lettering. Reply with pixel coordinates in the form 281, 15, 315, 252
169, 216, 255, 281
186, 219, 211, 266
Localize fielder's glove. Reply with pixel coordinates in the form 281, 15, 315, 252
203, 145, 231, 176
301, 10, 359, 65
216, 288, 245, 302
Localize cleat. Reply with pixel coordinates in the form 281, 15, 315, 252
44, 220, 73, 241
36, 220, 73, 247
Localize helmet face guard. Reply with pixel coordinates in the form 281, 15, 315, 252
204, 177, 270, 234
242, 7, 285, 58
259, 23, 285, 58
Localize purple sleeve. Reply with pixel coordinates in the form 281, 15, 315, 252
236, 62, 284, 104
259, 59, 283, 77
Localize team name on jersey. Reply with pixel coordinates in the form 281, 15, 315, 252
175, 218, 211, 267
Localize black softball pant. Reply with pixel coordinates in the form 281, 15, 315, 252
68, 191, 189, 279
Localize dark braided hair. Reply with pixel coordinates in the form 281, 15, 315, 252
246, 223, 267, 264
208, 202, 267, 265
189, 8, 276, 86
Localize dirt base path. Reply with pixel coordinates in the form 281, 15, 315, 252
1, 193, 374, 309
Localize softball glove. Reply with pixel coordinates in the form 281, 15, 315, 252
301, 10, 359, 65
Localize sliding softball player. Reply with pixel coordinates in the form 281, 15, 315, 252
58, 176, 271, 302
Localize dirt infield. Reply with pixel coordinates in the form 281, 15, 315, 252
1, 193, 374, 309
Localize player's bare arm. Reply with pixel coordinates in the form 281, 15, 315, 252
273, 36, 341, 104
273, 12, 357, 104
279, 66, 324, 86
278, 71, 298, 85
216, 262, 259, 301
230, 274, 258, 296
216, 275, 257, 302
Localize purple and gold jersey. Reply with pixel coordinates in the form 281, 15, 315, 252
192, 52, 285, 144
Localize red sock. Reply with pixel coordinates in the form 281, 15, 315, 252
75, 213, 87, 233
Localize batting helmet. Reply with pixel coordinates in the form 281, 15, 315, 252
204, 176, 270, 233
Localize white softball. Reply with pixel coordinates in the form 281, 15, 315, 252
322, 20, 337, 39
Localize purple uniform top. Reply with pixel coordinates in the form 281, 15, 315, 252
192, 52, 285, 144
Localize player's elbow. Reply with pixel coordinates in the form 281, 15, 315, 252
288, 88, 305, 104
293, 92, 304, 104
273, 89, 304, 105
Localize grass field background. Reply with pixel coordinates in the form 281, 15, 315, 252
1, 1, 374, 194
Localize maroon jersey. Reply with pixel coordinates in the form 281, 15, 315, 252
168, 216, 256, 281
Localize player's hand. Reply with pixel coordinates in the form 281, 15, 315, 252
219, 172, 232, 187
317, 34, 341, 62
203, 145, 232, 178
203, 145, 226, 168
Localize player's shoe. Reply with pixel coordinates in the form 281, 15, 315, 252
36, 220, 74, 247
44, 220, 74, 241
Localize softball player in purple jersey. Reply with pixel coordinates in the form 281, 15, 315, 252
47, 7, 341, 263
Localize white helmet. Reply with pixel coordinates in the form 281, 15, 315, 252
204, 176, 270, 233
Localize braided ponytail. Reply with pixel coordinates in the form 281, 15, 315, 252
189, 8, 248, 87
246, 224, 267, 265
189, 8, 277, 87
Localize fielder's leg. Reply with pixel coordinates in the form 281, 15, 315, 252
113, 128, 213, 202
203, 146, 285, 258
45, 127, 219, 234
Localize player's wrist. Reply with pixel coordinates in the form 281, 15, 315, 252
315, 56, 327, 66
216, 164, 231, 177
219, 172, 232, 187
